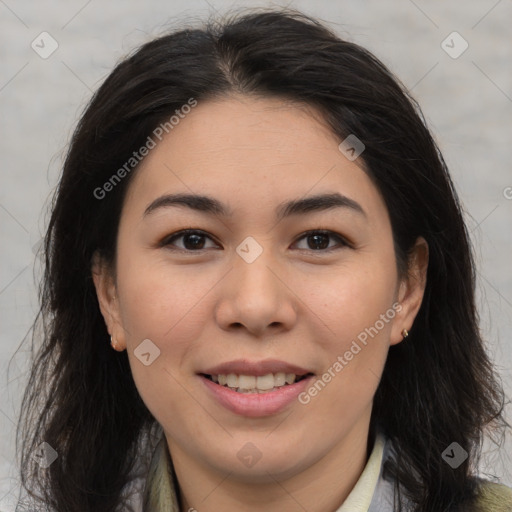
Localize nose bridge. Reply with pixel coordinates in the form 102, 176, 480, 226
215, 235, 297, 334
233, 235, 281, 302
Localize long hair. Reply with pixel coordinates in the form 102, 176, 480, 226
16, 7, 508, 511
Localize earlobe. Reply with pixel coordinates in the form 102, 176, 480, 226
91, 251, 126, 351
391, 237, 429, 345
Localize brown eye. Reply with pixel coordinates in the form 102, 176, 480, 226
162, 229, 219, 251
160, 228, 349, 253
293, 230, 349, 251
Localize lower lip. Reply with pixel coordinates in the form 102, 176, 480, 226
199, 375, 314, 417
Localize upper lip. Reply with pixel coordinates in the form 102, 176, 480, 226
200, 359, 314, 377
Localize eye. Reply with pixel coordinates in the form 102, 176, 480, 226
160, 228, 350, 253
160, 229, 219, 251
292, 230, 349, 252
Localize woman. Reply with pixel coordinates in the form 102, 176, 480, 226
16, 7, 511, 512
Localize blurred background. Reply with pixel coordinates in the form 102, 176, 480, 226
1, 0, 511, 509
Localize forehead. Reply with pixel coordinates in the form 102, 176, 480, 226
122, 94, 388, 226
162, 94, 342, 160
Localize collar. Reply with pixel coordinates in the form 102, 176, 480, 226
142, 431, 388, 512
337, 431, 386, 512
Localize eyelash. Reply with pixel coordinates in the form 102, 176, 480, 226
160, 228, 351, 253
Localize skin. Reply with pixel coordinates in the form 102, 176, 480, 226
93, 94, 428, 512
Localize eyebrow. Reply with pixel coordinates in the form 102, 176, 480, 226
143, 192, 366, 220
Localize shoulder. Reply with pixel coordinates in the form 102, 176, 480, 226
380, 437, 512, 512
474, 479, 512, 512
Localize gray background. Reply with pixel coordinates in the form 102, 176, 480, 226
1, 0, 511, 509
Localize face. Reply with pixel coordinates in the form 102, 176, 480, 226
94, 94, 426, 483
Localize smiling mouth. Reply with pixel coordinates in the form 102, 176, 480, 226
200, 372, 314, 394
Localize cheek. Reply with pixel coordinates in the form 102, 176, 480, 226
113, 251, 216, 397
294, 255, 397, 424
116, 247, 215, 344
294, 289, 395, 441
307, 257, 398, 346
116, 265, 215, 427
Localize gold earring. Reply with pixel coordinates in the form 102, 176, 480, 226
402, 328, 409, 339
110, 335, 121, 351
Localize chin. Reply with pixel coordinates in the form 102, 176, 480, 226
201, 443, 311, 482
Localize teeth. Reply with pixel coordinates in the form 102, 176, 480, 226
256, 374, 275, 390
239, 375, 256, 389
274, 373, 286, 387
226, 374, 238, 388
209, 372, 306, 392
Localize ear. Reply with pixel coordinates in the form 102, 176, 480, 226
390, 237, 429, 346
91, 251, 126, 351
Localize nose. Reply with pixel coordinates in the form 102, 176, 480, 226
214, 245, 298, 337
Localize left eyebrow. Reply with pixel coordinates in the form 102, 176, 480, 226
143, 192, 366, 220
